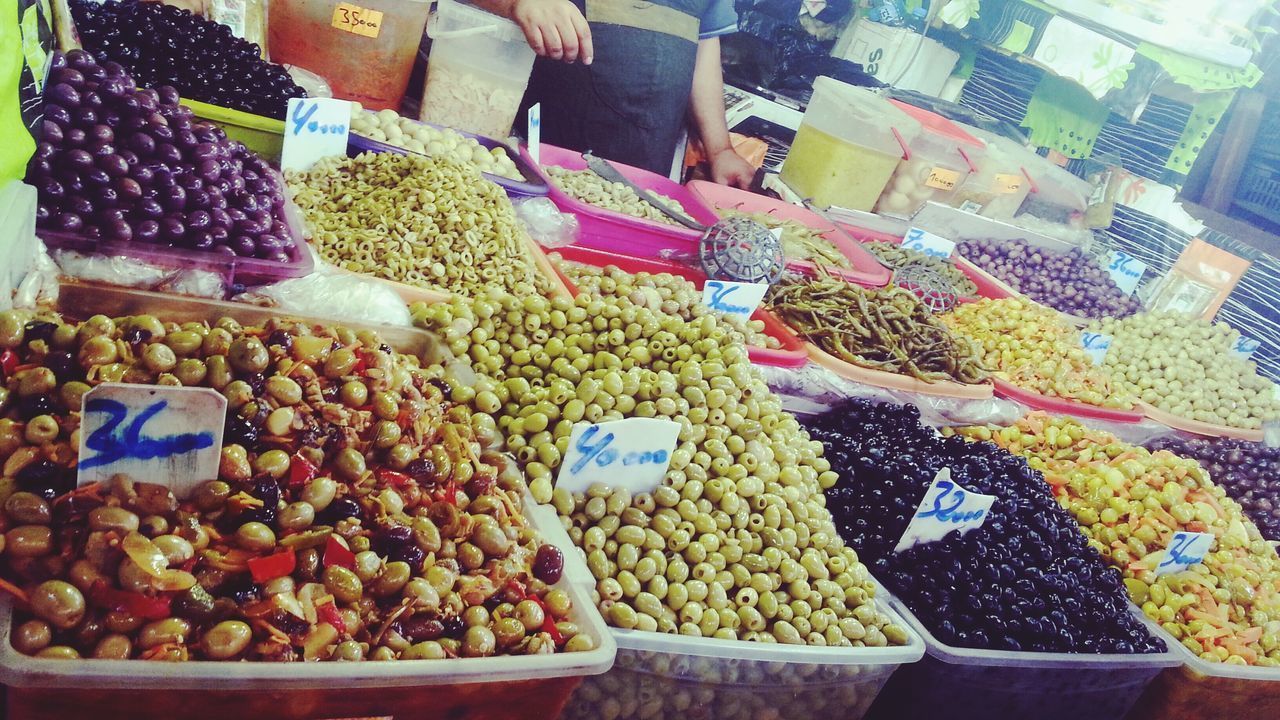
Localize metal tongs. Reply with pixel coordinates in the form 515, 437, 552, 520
581, 151, 706, 231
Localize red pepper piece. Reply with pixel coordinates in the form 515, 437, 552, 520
0, 350, 17, 380
376, 468, 413, 488
529, 595, 564, 644
322, 534, 356, 570
288, 453, 318, 488
88, 581, 173, 620
248, 549, 297, 584
316, 602, 347, 634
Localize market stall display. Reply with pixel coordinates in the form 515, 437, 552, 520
862, 241, 978, 297
1146, 437, 1280, 542
956, 238, 1142, 320
873, 102, 984, 218
29, 50, 309, 288
286, 152, 558, 300
767, 274, 990, 396
349, 108, 524, 183
545, 167, 692, 227
69, 0, 305, 120
943, 298, 1141, 419
1088, 312, 1280, 432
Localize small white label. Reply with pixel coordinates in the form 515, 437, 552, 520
958, 200, 984, 214
702, 280, 769, 320
556, 418, 681, 493
902, 227, 956, 259
281, 98, 353, 172
1081, 332, 1113, 365
1230, 335, 1260, 360
1105, 250, 1146, 296
1265, 418, 1279, 448
895, 468, 996, 553
527, 103, 541, 165
78, 384, 226, 497
1155, 531, 1215, 575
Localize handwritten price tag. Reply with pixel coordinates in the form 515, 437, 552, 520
702, 280, 769, 320
556, 418, 681, 494
1155, 531, 1214, 576
1081, 332, 1113, 365
1105, 250, 1146, 296
527, 103, 541, 164
925, 167, 961, 191
78, 384, 226, 497
895, 468, 996, 552
281, 98, 353, 173
994, 173, 1023, 194
330, 2, 384, 38
902, 227, 956, 259
1230, 335, 1260, 360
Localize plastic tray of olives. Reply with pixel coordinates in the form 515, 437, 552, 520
870, 594, 1182, 720
0, 497, 615, 690
1126, 642, 1280, 720
349, 127, 549, 199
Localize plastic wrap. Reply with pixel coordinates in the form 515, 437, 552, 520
51, 248, 229, 299
514, 197, 579, 248
284, 64, 333, 99
11, 243, 59, 309
232, 250, 414, 326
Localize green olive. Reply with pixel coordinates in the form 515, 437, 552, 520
153, 535, 195, 566
16, 367, 56, 397
265, 376, 303, 406
142, 343, 178, 373
301, 477, 338, 512
29, 580, 86, 630
93, 634, 134, 659
279, 502, 315, 531
0, 311, 25, 348
372, 561, 412, 597
340, 380, 369, 408
205, 355, 233, 389
253, 449, 291, 480
201, 620, 252, 659
12, 620, 52, 655
87, 506, 140, 534
5, 492, 51, 525
323, 565, 364, 604
77, 335, 119, 367
173, 358, 208, 386
402, 640, 446, 659
461, 625, 496, 657
138, 618, 192, 649
228, 337, 270, 373
193, 480, 232, 511
235, 522, 277, 552
325, 348, 359, 378
24, 415, 60, 444
334, 448, 366, 480
6, 525, 53, 557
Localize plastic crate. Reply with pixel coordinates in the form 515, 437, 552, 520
868, 596, 1181, 720
685, 179, 892, 288
0, 492, 615, 720
535, 145, 721, 257
180, 98, 285, 165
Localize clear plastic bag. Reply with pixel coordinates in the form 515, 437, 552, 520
514, 196, 579, 249
284, 64, 333, 99
51, 249, 228, 298
232, 249, 413, 327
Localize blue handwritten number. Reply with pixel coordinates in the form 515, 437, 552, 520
570, 425, 669, 474
289, 101, 348, 137
706, 282, 750, 315
80, 399, 216, 471
917, 480, 986, 523
1160, 534, 1202, 569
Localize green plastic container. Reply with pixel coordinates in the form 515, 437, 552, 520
181, 98, 285, 164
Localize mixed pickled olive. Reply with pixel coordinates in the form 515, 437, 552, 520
768, 275, 987, 385
287, 152, 553, 299
956, 415, 1280, 666
412, 289, 911, 648
943, 299, 1135, 409
0, 309, 593, 661
862, 241, 977, 297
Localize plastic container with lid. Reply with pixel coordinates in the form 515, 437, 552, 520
874, 101, 985, 218
780, 77, 920, 212
266, 0, 431, 110
867, 595, 1181, 720
948, 134, 1033, 220
420, 0, 536, 138
686, 179, 891, 288
536, 144, 721, 257
0, 490, 615, 720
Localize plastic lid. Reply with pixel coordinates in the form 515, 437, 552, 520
805, 77, 921, 159
429, 0, 525, 43
890, 100, 984, 150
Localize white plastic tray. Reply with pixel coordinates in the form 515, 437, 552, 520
0, 494, 616, 690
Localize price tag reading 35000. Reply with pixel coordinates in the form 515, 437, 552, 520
895, 468, 996, 552
331, 2, 384, 37
556, 418, 681, 494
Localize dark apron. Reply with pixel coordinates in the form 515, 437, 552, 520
522, 0, 710, 175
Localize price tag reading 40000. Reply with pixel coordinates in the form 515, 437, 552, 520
555, 418, 681, 494
77, 384, 227, 497
895, 468, 996, 552
281, 98, 353, 173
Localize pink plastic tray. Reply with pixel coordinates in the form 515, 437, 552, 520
685, 180, 891, 288
547, 245, 808, 368
992, 379, 1144, 423
800, 336, 994, 399
534, 145, 720, 256
1138, 402, 1266, 442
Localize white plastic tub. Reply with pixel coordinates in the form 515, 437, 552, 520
868, 595, 1181, 720
0, 496, 616, 720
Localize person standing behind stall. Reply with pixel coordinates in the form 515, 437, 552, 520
470, 0, 755, 186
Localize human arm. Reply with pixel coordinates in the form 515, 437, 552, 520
469, 0, 593, 64
688, 37, 753, 189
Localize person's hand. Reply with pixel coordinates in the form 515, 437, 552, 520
510, 0, 593, 64
709, 147, 755, 190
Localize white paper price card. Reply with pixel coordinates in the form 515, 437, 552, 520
902, 227, 956, 259
1230, 335, 1260, 360
895, 468, 996, 552
77, 384, 227, 497
527, 103, 541, 164
702, 280, 769, 320
556, 418, 681, 494
1080, 332, 1113, 365
1155, 531, 1215, 576
281, 98, 353, 173
1105, 250, 1146, 296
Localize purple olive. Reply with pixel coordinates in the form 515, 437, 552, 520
189, 231, 214, 251
230, 235, 256, 257
40, 121, 63, 144
163, 186, 187, 212
156, 86, 181, 106
89, 143, 115, 159
74, 107, 98, 127
51, 68, 85, 87
105, 219, 132, 241
64, 149, 93, 171
161, 216, 185, 242
186, 210, 212, 231
154, 143, 181, 165
83, 168, 110, 188
65, 128, 86, 148
89, 124, 114, 144
29, 158, 53, 178
98, 207, 127, 224
209, 226, 230, 244
97, 154, 129, 178
151, 124, 173, 143
54, 212, 83, 232
134, 220, 160, 243
97, 77, 127, 99
132, 165, 155, 185
67, 196, 94, 216
35, 204, 51, 224
136, 197, 163, 219
46, 83, 81, 108
96, 186, 119, 209
255, 234, 283, 258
